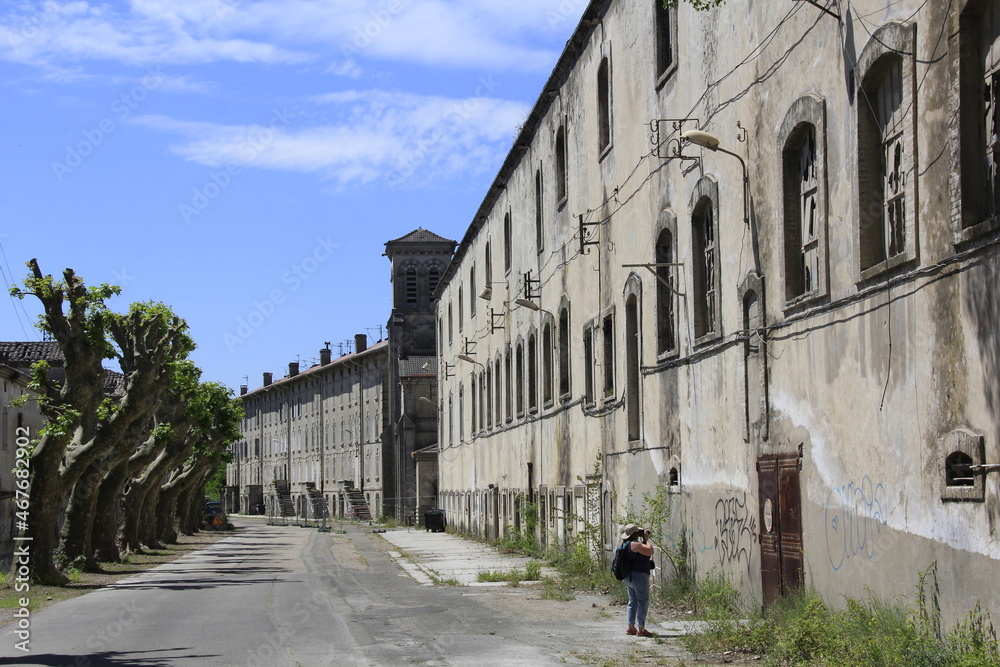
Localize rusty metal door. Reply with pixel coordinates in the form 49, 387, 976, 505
757, 453, 803, 604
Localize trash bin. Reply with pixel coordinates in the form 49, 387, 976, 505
424, 509, 446, 533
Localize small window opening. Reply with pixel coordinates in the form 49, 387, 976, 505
946, 451, 975, 487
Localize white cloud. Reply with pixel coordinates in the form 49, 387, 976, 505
0, 1, 576, 72
131, 89, 526, 188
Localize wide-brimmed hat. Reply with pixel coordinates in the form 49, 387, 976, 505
620, 523, 643, 540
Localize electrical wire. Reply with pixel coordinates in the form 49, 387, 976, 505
0, 236, 33, 339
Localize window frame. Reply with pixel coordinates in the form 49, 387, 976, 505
555, 124, 568, 210
601, 309, 616, 399
597, 56, 613, 159
854, 22, 919, 283
623, 277, 642, 444
951, 0, 1000, 244
689, 177, 722, 345
654, 0, 678, 89
779, 94, 829, 309
654, 210, 679, 359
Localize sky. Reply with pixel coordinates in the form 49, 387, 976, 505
0, 0, 588, 393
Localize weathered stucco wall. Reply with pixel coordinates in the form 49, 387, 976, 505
435, 0, 1000, 626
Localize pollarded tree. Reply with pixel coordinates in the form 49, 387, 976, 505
154, 382, 241, 543
58, 302, 194, 570
9, 261, 194, 582
118, 361, 204, 554
9, 260, 118, 583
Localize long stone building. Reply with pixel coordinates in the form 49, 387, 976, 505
226, 229, 455, 523
432, 0, 1000, 624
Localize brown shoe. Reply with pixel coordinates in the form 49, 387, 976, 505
626, 627, 637, 635
636, 628, 656, 638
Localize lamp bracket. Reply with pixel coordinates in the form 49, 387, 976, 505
579, 214, 601, 255
490, 308, 505, 333
649, 117, 701, 160
522, 270, 540, 301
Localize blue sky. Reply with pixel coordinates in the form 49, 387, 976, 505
0, 0, 587, 392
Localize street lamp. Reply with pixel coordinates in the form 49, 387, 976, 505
515, 298, 540, 311
680, 129, 749, 229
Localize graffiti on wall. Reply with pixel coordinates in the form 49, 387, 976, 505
824, 476, 889, 571
715, 493, 758, 573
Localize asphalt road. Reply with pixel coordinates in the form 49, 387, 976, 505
0, 519, 633, 666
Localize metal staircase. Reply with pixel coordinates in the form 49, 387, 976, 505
270, 480, 295, 524
344, 488, 372, 521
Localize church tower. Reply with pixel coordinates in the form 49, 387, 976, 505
384, 228, 456, 521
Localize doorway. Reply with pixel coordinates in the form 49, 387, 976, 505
757, 453, 803, 603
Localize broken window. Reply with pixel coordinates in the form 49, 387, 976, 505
877, 59, 907, 261
692, 197, 717, 339
856, 23, 916, 275
655, 228, 676, 354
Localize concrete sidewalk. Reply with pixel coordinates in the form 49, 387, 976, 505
378, 527, 555, 586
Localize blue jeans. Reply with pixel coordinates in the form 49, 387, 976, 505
625, 571, 650, 626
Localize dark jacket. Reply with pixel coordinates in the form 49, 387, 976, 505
626, 539, 653, 574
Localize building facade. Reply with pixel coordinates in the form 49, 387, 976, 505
227, 337, 389, 521
227, 228, 455, 523
433, 0, 1000, 624
0, 352, 47, 570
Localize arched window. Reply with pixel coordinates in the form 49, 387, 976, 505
504, 212, 512, 273
535, 169, 544, 252
528, 333, 538, 412
515, 341, 525, 416
655, 226, 676, 354
625, 293, 640, 441
779, 94, 828, 305
469, 265, 477, 317
428, 265, 441, 296
856, 22, 917, 278
542, 323, 554, 405
558, 307, 570, 398
405, 266, 418, 306
690, 180, 720, 341
597, 57, 611, 152
504, 348, 512, 421
494, 358, 502, 426
555, 125, 567, 204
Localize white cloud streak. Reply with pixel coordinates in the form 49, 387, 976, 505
0, 1, 570, 71
131, 88, 526, 187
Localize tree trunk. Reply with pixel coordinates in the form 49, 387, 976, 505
15, 434, 71, 585
60, 452, 118, 570
91, 460, 130, 563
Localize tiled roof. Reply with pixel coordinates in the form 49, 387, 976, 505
399, 356, 437, 378
386, 228, 456, 245
0, 341, 63, 366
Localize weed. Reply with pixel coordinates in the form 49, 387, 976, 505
682, 566, 1000, 667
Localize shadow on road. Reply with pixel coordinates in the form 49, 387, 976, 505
0, 648, 220, 666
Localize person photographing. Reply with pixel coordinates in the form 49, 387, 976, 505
620, 523, 656, 637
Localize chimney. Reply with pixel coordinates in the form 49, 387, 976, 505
240, 385, 248, 396
320, 346, 331, 366
355, 333, 368, 354
288, 362, 299, 377
263, 372, 273, 386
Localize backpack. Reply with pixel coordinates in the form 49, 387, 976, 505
611, 541, 632, 581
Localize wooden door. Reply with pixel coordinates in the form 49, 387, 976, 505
757, 454, 803, 604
